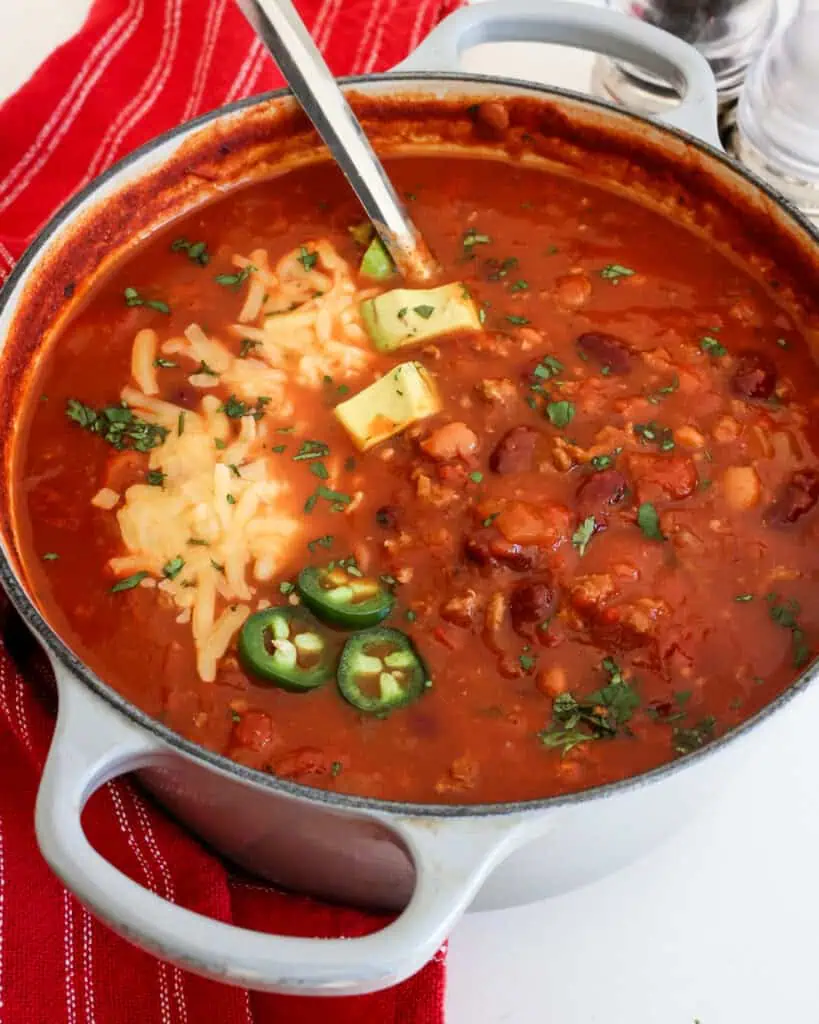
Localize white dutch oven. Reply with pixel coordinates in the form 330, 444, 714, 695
1, 0, 817, 998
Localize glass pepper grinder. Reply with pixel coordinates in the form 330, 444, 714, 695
728, 0, 819, 226
591, 0, 778, 141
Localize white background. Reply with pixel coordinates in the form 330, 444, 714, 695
2, 3, 819, 1023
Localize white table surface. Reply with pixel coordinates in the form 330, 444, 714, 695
2, 4, 818, 1023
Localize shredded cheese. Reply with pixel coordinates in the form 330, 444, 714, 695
109, 241, 372, 682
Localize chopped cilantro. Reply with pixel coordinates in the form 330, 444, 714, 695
546, 400, 575, 428
330, 761, 343, 777
599, 264, 635, 284
111, 572, 148, 593
162, 556, 185, 580
214, 264, 256, 288
153, 357, 177, 369
293, 440, 330, 462
146, 469, 165, 487
506, 314, 530, 326
469, 471, 484, 484
65, 399, 168, 453
170, 238, 210, 265
572, 515, 596, 556
462, 229, 492, 256
672, 716, 716, 755
177, 411, 185, 436
647, 374, 680, 405
413, 304, 435, 319
239, 338, 260, 358
307, 534, 334, 553
194, 360, 218, 377
482, 512, 499, 528
519, 653, 537, 672
637, 502, 665, 541
510, 279, 529, 292
634, 420, 675, 451
700, 335, 727, 357
226, 494, 237, 505
220, 394, 270, 421
406, 609, 417, 623
279, 581, 295, 595
766, 592, 811, 667
123, 287, 170, 314
297, 246, 319, 271
539, 658, 639, 754
228, 463, 242, 478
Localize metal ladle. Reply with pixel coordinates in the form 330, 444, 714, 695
235, 0, 440, 283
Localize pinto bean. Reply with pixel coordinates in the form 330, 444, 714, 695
495, 500, 571, 549
722, 465, 761, 510
732, 350, 777, 400
767, 468, 819, 525
576, 332, 632, 375
474, 101, 509, 134
555, 272, 592, 310
626, 452, 698, 503
489, 426, 540, 474
509, 580, 556, 635
576, 469, 628, 518
421, 421, 479, 461
441, 590, 480, 628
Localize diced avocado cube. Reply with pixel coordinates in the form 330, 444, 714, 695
360, 283, 481, 353
334, 361, 441, 451
359, 237, 394, 280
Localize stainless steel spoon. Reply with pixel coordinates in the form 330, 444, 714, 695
235, 0, 440, 283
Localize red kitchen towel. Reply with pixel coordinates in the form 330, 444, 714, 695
0, 0, 462, 282
0, 0, 461, 1020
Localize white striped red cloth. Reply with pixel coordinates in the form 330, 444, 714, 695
0, 0, 461, 1019
0, 0, 461, 284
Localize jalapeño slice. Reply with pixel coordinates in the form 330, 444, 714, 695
338, 627, 427, 713
297, 564, 394, 629
238, 606, 333, 691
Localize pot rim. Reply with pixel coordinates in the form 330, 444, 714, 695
2, 70, 818, 820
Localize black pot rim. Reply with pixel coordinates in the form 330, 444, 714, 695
1, 71, 817, 821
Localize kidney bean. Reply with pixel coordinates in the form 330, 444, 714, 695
489, 426, 540, 474
464, 533, 539, 571
732, 350, 777, 400
767, 468, 819, 525
509, 580, 557, 635
576, 332, 632, 375
375, 505, 400, 529
576, 469, 628, 518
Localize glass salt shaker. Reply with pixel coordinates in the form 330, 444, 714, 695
591, 0, 777, 137
729, 0, 819, 226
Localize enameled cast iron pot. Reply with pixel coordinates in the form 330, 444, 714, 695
2, 0, 819, 998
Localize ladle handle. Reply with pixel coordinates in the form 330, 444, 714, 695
235, 0, 439, 281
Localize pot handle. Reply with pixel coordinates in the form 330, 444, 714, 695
393, 0, 721, 150
36, 664, 554, 995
